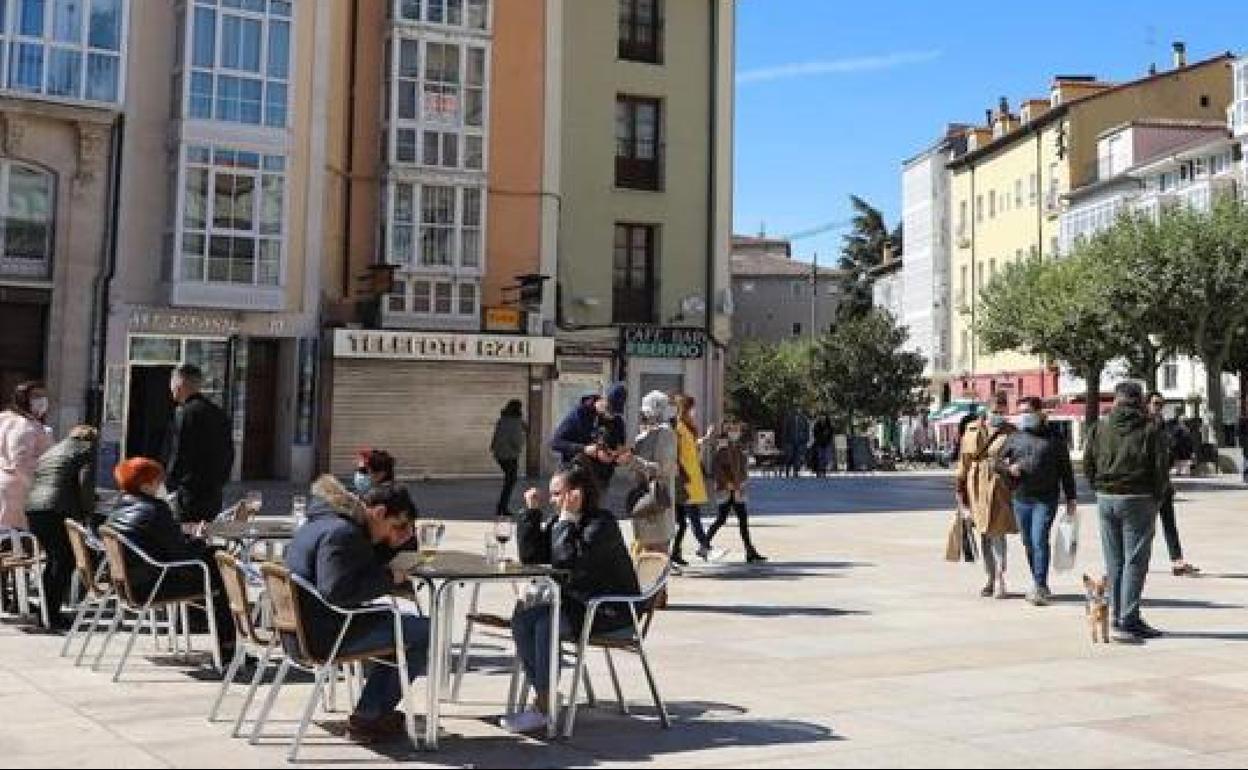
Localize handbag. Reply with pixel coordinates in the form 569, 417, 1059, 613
630, 478, 672, 520
1053, 509, 1079, 573
946, 509, 979, 563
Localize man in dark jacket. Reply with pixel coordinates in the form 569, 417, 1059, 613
1084, 382, 1168, 641
549, 384, 628, 488
1149, 393, 1199, 577
503, 465, 640, 734
163, 363, 234, 524
25, 425, 99, 630
998, 396, 1077, 606
811, 414, 835, 476
781, 410, 810, 478
105, 457, 235, 663
285, 478, 429, 743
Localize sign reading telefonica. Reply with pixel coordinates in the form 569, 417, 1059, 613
333, 329, 554, 364
621, 326, 707, 359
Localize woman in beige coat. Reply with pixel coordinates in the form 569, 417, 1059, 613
955, 395, 1019, 599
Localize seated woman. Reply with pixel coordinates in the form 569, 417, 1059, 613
503, 465, 641, 734
105, 457, 236, 665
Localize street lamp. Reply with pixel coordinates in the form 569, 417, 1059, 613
1147, 332, 1164, 393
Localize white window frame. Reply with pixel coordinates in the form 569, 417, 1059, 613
384, 179, 485, 274
175, 143, 286, 289
0, 0, 130, 106
0, 159, 55, 280
387, 276, 479, 320
180, 0, 292, 128
387, 33, 490, 172
393, 0, 491, 32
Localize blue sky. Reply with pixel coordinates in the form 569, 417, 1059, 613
733, 1, 1248, 262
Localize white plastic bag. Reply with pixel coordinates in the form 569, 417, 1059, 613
1053, 509, 1079, 573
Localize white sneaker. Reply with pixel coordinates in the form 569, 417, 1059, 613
500, 709, 547, 734
698, 546, 729, 563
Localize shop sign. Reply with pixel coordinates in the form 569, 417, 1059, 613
129, 308, 239, 336
621, 326, 707, 359
334, 329, 554, 365
484, 306, 523, 333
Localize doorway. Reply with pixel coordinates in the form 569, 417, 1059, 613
126, 365, 175, 461
242, 339, 280, 480
0, 295, 48, 402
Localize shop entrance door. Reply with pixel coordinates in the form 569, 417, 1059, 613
242, 339, 280, 480
126, 365, 175, 461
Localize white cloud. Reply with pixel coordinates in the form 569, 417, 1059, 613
737, 50, 943, 85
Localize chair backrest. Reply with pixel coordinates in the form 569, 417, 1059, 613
96, 526, 141, 607
259, 562, 312, 662
64, 520, 108, 597
223, 500, 250, 524
632, 551, 671, 637
215, 551, 263, 645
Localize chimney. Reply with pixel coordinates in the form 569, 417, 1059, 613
1148, 63, 1157, 76
998, 96, 1010, 117
985, 109, 993, 127
1172, 41, 1187, 69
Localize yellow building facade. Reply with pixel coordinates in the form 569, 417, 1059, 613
948, 55, 1233, 406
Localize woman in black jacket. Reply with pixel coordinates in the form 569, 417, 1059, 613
105, 457, 236, 663
25, 425, 98, 630
503, 465, 640, 734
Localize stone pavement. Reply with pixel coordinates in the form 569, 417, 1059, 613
5, 477, 1248, 768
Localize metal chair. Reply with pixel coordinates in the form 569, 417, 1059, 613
0, 527, 48, 628
249, 564, 415, 761
209, 552, 286, 737
93, 525, 222, 680
61, 520, 114, 664
561, 552, 673, 737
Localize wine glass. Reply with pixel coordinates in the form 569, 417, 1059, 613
418, 521, 445, 563
245, 490, 263, 518
493, 517, 514, 565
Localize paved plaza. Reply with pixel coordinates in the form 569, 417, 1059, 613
3, 474, 1248, 768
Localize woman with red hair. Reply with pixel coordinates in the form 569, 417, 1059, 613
105, 457, 235, 664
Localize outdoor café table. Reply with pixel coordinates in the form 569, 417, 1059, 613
204, 517, 295, 563
405, 550, 563, 749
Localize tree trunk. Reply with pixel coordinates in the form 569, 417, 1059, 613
1083, 365, 1103, 438
1204, 356, 1226, 447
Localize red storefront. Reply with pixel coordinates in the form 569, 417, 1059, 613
953, 367, 1061, 409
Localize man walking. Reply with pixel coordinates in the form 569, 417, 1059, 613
781, 409, 810, 479
1148, 393, 1199, 577
1084, 382, 1169, 641
163, 363, 234, 524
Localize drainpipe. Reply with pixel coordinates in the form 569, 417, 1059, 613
705, 0, 726, 422
87, 114, 125, 428
341, 0, 359, 302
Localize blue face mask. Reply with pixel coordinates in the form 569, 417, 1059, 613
987, 414, 1006, 428
1020, 413, 1042, 432
354, 472, 372, 493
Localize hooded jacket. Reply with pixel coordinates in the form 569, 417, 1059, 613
997, 422, 1077, 503
1084, 406, 1168, 499
284, 476, 395, 659
550, 385, 627, 484
491, 415, 527, 461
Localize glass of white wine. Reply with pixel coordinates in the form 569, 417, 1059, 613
418, 521, 445, 563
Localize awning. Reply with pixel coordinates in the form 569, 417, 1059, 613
930, 399, 980, 421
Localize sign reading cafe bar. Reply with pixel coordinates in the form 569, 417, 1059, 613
621, 326, 708, 359
333, 329, 555, 365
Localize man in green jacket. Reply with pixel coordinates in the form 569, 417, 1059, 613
1084, 381, 1169, 642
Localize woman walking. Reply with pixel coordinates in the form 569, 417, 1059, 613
709, 418, 767, 563
955, 392, 1019, 599
671, 394, 725, 566
626, 391, 678, 555
491, 399, 528, 516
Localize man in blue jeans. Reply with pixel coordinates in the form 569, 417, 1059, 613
286, 478, 430, 743
998, 396, 1078, 606
1084, 382, 1169, 642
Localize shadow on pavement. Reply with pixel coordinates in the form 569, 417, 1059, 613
680, 560, 871, 583
1045, 594, 1244, 610
665, 603, 867, 619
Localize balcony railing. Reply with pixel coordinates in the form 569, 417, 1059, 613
618, 16, 664, 64
615, 141, 663, 191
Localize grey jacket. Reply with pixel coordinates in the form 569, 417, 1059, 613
25, 436, 96, 521
491, 416, 527, 461
627, 423, 678, 546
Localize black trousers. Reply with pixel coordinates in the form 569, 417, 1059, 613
1159, 487, 1184, 562
707, 495, 758, 555
496, 456, 519, 516
673, 504, 711, 556
27, 513, 74, 627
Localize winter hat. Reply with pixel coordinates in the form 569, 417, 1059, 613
641, 390, 671, 421
606, 382, 628, 415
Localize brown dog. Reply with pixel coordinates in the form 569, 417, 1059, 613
1083, 574, 1110, 643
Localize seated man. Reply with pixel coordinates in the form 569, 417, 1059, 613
285, 476, 429, 744
504, 465, 641, 734
105, 457, 236, 665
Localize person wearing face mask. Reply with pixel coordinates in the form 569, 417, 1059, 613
955, 392, 1019, 599
998, 396, 1078, 606
353, 448, 397, 495
105, 458, 236, 665
504, 466, 640, 734
709, 419, 767, 563
0, 381, 54, 534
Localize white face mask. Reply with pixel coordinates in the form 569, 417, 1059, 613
30, 397, 48, 417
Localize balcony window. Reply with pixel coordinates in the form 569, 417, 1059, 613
385, 181, 484, 271
395, 0, 489, 31
388, 36, 488, 171
613, 223, 657, 324
2, 0, 126, 104
0, 161, 54, 280
618, 0, 661, 64
184, 0, 291, 127
615, 95, 661, 191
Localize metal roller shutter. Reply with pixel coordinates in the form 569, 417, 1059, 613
330, 360, 527, 477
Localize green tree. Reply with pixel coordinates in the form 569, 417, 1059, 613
1154, 197, 1248, 444
836, 195, 898, 320
975, 245, 1133, 428
810, 309, 927, 434
726, 340, 813, 433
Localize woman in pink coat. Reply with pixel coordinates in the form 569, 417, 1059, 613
0, 381, 54, 531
